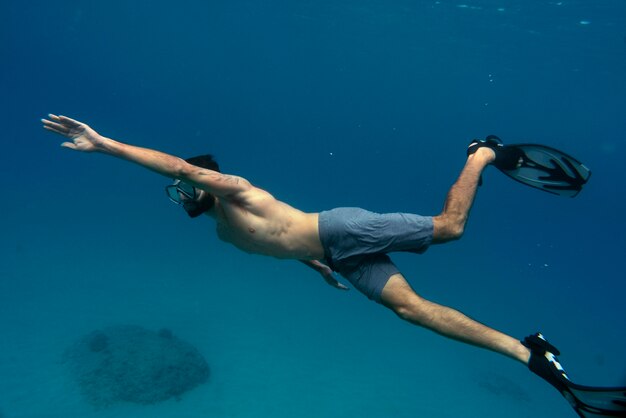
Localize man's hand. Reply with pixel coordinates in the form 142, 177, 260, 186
320, 264, 349, 291
299, 260, 349, 291
42, 114, 104, 152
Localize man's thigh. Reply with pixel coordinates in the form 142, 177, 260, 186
321, 208, 434, 261
339, 254, 400, 303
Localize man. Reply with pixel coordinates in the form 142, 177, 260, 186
42, 114, 624, 417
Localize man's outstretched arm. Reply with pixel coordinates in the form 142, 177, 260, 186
42, 114, 249, 197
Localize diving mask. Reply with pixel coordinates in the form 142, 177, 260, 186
165, 180, 196, 204
165, 180, 214, 218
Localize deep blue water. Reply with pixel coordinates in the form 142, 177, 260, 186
1, 1, 625, 417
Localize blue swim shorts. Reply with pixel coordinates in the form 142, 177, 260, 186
318, 207, 433, 303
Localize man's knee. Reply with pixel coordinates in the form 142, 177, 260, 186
381, 274, 434, 325
386, 293, 433, 326
432, 214, 465, 243
392, 296, 431, 327
392, 302, 418, 322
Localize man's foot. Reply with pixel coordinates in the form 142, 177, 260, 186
468, 134, 502, 152
522, 333, 571, 394
470, 145, 496, 164
468, 135, 523, 170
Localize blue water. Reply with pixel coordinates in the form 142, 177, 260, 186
2, 1, 625, 417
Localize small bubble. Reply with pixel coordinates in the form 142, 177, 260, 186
579, 20, 591, 25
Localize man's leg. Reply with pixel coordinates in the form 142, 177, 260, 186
380, 273, 530, 364
389, 148, 529, 362
432, 147, 494, 243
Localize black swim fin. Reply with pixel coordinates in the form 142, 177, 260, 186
468, 135, 592, 197
522, 333, 626, 417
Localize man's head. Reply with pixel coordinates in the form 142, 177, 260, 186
165, 154, 220, 218
185, 154, 220, 173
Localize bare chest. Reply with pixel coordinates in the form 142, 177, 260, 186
210, 195, 322, 259
215, 219, 256, 244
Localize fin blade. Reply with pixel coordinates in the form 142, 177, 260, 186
497, 144, 591, 197
568, 384, 626, 417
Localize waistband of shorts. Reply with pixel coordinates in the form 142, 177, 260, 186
317, 211, 336, 270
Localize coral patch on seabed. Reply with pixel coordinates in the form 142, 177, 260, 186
63, 325, 210, 407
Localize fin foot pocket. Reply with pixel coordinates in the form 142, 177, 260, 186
467, 135, 503, 158
467, 135, 525, 171
522, 333, 626, 417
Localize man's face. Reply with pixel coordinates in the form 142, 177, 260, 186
166, 180, 213, 218
182, 189, 212, 218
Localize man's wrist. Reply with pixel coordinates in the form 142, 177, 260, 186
98, 136, 120, 155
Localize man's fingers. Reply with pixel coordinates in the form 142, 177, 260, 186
58, 115, 82, 127
42, 124, 69, 136
42, 119, 70, 133
61, 142, 77, 150
44, 114, 83, 129
325, 276, 349, 290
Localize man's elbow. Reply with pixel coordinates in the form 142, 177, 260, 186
175, 160, 196, 180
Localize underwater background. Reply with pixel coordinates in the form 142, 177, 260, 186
1, 1, 625, 417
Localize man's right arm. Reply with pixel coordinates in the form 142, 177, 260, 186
42, 114, 249, 197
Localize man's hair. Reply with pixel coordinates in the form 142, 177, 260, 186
185, 154, 220, 172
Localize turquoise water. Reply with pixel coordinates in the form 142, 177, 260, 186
2, 1, 625, 417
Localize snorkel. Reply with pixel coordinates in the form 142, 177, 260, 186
182, 193, 215, 218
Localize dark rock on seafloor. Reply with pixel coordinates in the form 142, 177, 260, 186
63, 325, 209, 407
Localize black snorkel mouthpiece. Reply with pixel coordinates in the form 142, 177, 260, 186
183, 195, 215, 218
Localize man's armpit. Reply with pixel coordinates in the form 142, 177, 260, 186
196, 170, 239, 184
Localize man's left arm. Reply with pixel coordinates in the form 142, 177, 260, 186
41, 114, 248, 197
299, 260, 349, 291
